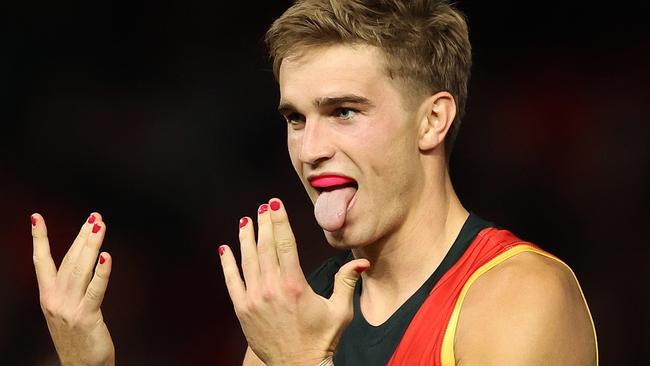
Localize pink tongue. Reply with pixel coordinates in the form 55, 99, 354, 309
314, 186, 357, 232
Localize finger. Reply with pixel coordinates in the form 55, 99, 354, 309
329, 259, 370, 311
218, 245, 246, 308
238, 216, 260, 291
58, 212, 103, 281
268, 199, 303, 279
80, 252, 112, 312
256, 203, 280, 279
31, 213, 57, 291
68, 221, 107, 301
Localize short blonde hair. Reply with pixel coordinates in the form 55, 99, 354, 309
266, 0, 472, 160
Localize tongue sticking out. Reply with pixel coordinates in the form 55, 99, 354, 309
314, 186, 357, 232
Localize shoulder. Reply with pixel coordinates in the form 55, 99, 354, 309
454, 249, 597, 366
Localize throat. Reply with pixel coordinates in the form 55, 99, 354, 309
354, 208, 470, 326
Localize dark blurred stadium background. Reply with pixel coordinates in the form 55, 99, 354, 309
1, 1, 648, 364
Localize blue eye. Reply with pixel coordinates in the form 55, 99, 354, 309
337, 108, 357, 120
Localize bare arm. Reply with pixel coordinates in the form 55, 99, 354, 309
455, 251, 597, 366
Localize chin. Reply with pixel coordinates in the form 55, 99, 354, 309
323, 225, 370, 250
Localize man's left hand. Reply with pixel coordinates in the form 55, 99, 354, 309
219, 198, 369, 366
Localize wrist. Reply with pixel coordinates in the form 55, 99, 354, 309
316, 356, 334, 366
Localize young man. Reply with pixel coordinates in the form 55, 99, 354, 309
221, 1, 598, 365
31, 0, 597, 365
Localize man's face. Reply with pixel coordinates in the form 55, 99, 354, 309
278, 44, 425, 249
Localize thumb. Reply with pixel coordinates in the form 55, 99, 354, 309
329, 259, 370, 309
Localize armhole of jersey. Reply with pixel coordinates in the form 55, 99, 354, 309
440, 244, 599, 366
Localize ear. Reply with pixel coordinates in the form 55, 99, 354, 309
417, 91, 457, 151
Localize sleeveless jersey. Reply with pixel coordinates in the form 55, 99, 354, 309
306, 214, 598, 365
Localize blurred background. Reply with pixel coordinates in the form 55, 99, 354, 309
2, 1, 648, 364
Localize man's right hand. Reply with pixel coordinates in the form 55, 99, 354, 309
31, 212, 115, 366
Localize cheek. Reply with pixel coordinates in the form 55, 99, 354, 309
287, 133, 302, 170
353, 121, 414, 170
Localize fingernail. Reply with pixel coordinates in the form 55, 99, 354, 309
270, 201, 281, 211
239, 217, 248, 228
99, 255, 106, 264
218, 245, 226, 256
258, 204, 269, 214
88, 214, 96, 224
92, 223, 101, 233
354, 266, 368, 274
31, 215, 36, 227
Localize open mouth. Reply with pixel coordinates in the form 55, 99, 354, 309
309, 175, 359, 231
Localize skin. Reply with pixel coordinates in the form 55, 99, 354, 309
31, 212, 115, 366
455, 252, 597, 365
221, 200, 369, 366
241, 44, 596, 365
276, 44, 468, 325
33, 44, 596, 365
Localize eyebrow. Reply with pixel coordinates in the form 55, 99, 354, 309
277, 94, 375, 116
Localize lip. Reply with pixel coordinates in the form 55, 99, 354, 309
307, 172, 357, 190
308, 173, 357, 189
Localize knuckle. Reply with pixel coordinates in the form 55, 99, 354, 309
341, 276, 357, 289
335, 273, 357, 289
240, 257, 256, 270
282, 279, 304, 297
241, 298, 258, 315
77, 230, 89, 241
86, 286, 102, 301
261, 287, 276, 302
42, 301, 58, 317
59, 310, 75, 326
274, 238, 295, 254
271, 221, 285, 231
233, 303, 246, 318
95, 270, 108, 281
86, 236, 101, 249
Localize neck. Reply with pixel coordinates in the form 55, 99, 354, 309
351, 169, 468, 323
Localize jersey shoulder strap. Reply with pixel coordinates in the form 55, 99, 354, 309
388, 228, 586, 366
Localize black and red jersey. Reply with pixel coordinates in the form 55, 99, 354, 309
307, 214, 598, 365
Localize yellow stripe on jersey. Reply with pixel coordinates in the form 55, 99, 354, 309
440, 244, 598, 366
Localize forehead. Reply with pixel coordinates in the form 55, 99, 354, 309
278, 44, 396, 106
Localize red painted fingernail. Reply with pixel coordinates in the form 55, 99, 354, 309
31, 215, 36, 226
354, 266, 368, 274
99, 255, 106, 264
270, 201, 281, 211
239, 217, 248, 228
258, 204, 269, 214
88, 214, 96, 224
218, 245, 226, 256
92, 223, 101, 233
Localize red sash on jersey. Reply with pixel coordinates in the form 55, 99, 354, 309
387, 228, 534, 366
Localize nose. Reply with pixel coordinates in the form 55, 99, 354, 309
299, 118, 335, 165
